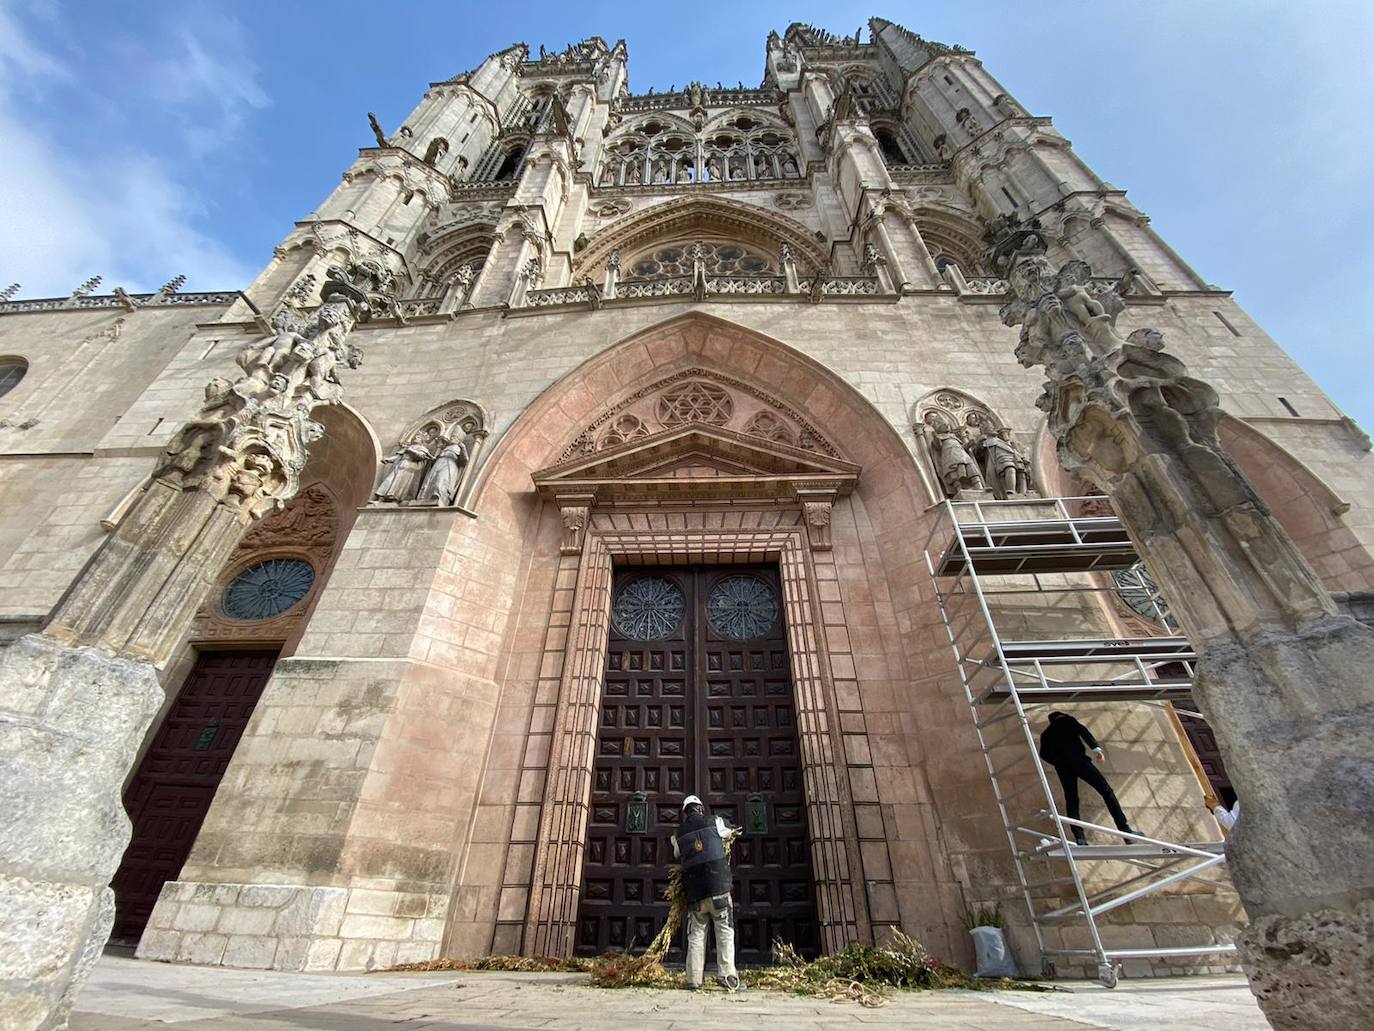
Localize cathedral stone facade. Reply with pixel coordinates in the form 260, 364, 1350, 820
2, 19, 1371, 981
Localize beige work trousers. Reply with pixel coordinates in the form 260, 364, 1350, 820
685, 892, 736, 987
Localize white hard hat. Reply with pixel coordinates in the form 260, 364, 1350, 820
682, 795, 703, 810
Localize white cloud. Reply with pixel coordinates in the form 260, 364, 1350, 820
0, 1, 270, 296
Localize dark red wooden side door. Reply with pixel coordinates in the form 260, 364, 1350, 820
575, 567, 818, 964
110, 649, 278, 943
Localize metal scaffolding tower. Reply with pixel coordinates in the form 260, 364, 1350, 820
923, 496, 1237, 986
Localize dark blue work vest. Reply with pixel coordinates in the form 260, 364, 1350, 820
675, 812, 732, 902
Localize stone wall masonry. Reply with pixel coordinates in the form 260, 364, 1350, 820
0, 455, 149, 618
137, 880, 449, 971
0, 303, 227, 456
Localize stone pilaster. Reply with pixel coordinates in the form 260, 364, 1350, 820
998, 233, 1374, 1030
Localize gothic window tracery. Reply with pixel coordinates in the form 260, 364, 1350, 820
741, 410, 797, 446
221, 558, 316, 621
655, 379, 733, 426
597, 413, 649, 449
624, 239, 775, 279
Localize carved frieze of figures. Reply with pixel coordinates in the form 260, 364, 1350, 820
154, 259, 395, 519
913, 388, 1037, 500
370, 399, 489, 509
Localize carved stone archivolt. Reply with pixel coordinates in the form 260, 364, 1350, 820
573, 196, 827, 280
912, 388, 1035, 500
371, 399, 489, 509
557, 368, 840, 464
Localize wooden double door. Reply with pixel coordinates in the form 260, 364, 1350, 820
574, 566, 819, 964
110, 649, 278, 944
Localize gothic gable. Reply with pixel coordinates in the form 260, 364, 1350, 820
555, 367, 843, 464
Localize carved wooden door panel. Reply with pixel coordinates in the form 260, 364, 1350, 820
110, 649, 278, 944
1175, 701, 1235, 805
575, 567, 818, 964
698, 568, 820, 960
577, 571, 691, 956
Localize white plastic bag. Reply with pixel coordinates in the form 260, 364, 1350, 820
970, 925, 1017, 978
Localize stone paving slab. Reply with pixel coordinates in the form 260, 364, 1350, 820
71, 955, 1267, 1030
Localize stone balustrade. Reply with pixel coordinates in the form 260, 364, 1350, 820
0, 291, 242, 313
521, 272, 886, 310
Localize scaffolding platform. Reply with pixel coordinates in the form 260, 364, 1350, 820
935, 510, 1137, 576
923, 496, 1236, 987
983, 637, 1198, 704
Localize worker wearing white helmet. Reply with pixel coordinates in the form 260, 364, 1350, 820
671, 795, 743, 990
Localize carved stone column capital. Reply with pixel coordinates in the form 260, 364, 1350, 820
797, 488, 836, 551
555, 492, 596, 556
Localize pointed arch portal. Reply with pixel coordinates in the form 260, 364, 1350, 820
457, 313, 943, 961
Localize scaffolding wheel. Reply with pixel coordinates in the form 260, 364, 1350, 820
1040, 959, 1057, 979
1097, 963, 1119, 988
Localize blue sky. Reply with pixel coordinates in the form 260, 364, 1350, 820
2, 1, 1371, 428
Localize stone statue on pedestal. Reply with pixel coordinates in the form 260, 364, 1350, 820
979, 426, 1033, 498
418, 438, 470, 506
373, 428, 439, 503
924, 414, 985, 496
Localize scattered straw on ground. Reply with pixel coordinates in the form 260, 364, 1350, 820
382, 934, 1048, 1006
382, 848, 1046, 1004
384, 955, 594, 973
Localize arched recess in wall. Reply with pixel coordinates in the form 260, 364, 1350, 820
910, 208, 986, 275
0, 356, 28, 400
188, 402, 381, 656
110, 402, 381, 945
1031, 413, 1374, 594
445, 312, 967, 959
573, 196, 827, 280
912, 386, 1036, 502
366, 398, 490, 509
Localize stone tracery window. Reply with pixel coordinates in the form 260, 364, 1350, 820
656, 379, 733, 426
598, 413, 649, 449
741, 410, 797, 446
625, 240, 775, 279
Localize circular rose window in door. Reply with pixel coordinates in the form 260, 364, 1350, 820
612, 576, 686, 640
706, 575, 779, 640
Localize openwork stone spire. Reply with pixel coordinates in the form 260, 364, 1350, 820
998, 230, 1374, 1031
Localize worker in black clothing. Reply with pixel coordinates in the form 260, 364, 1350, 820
1038, 711, 1136, 846
670, 795, 742, 990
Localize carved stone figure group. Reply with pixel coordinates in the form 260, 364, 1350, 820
373, 427, 470, 506
923, 410, 1034, 500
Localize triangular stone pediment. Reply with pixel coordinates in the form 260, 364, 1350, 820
533, 423, 859, 504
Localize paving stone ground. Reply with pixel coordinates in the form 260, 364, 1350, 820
71, 955, 1270, 1030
